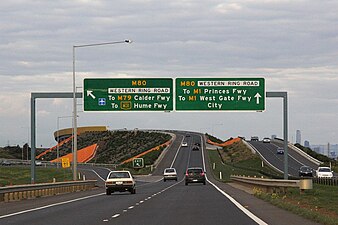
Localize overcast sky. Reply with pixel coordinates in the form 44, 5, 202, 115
1, 0, 338, 147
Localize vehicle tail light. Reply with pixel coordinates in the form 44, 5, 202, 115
124, 181, 133, 184
106, 181, 113, 185
185, 172, 189, 176
201, 172, 205, 176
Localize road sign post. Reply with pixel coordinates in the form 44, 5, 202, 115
61, 158, 70, 168
176, 78, 265, 111
84, 78, 173, 112
133, 158, 144, 168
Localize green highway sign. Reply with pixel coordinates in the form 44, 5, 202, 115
133, 158, 144, 168
175, 78, 265, 111
83, 78, 173, 111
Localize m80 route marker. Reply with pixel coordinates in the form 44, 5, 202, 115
175, 78, 265, 111
83, 78, 173, 111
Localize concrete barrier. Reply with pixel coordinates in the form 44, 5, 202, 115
0, 180, 96, 202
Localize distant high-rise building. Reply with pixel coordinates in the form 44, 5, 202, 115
304, 140, 310, 147
296, 130, 301, 144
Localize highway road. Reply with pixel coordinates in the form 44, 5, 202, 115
248, 140, 319, 177
0, 132, 320, 225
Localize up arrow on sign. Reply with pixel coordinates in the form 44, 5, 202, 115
254, 93, 262, 104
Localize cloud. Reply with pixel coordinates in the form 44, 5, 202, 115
215, 3, 242, 14
1, 0, 338, 146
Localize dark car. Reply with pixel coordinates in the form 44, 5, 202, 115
192, 146, 200, 151
299, 166, 313, 177
251, 136, 259, 141
185, 167, 206, 185
276, 147, 284, 154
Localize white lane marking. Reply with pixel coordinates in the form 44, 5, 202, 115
0, 193, 105, 220
128, 206, 134, 209
199, 134, 206, 172
103, 219, 109, 222
198, 133, 268, 225
79, 168, 110, 181
139, 200, 144, 204
135, 177, 164, 187
170, 135, 185, 168
123, 210, 128, 212
90, 169, 106, 181
112, 214, 120, 218
207, 180, 268, 225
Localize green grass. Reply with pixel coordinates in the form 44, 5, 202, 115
114, 146, 164, 175
0, 166, 73, 186
207, 148, 338, 225
254, 185, 338, 225
207, 149, 282, 181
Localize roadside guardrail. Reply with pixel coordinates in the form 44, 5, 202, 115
0, 180, 97, 202
230, 175, 300, 193
272, 139, 322, 165
313, 177, 338, 186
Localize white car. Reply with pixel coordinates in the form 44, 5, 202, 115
263, 137, 271, 143
316, 167, 333, 178
181, 142, 188, 147
163, 168, 178, 182
105, 170, 136, 195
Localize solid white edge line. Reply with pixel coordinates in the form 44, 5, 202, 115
90, 169, 107, 181
207, 179, 268, 225
199, 133, 268, 225
0, 193, 105, 220
170, 134, 185, 168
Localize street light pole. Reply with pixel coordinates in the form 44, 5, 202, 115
72, 39, 132, 181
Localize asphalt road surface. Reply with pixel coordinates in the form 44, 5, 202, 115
248, 140, 319, 177
0, 132, 320, 225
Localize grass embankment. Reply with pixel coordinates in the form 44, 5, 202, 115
207, 140, 338, 225
254, 185, 338, 225
105, 144, 167, 175
0, 166, 73, 186
208, 140, 282, 182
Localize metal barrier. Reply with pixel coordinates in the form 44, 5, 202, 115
230, 175, 300, 193
0, 180, 97, 202
313, 177, 338, 186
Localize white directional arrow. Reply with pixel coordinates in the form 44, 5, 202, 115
87, 90, 96, 99
254, 93, 262, 104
